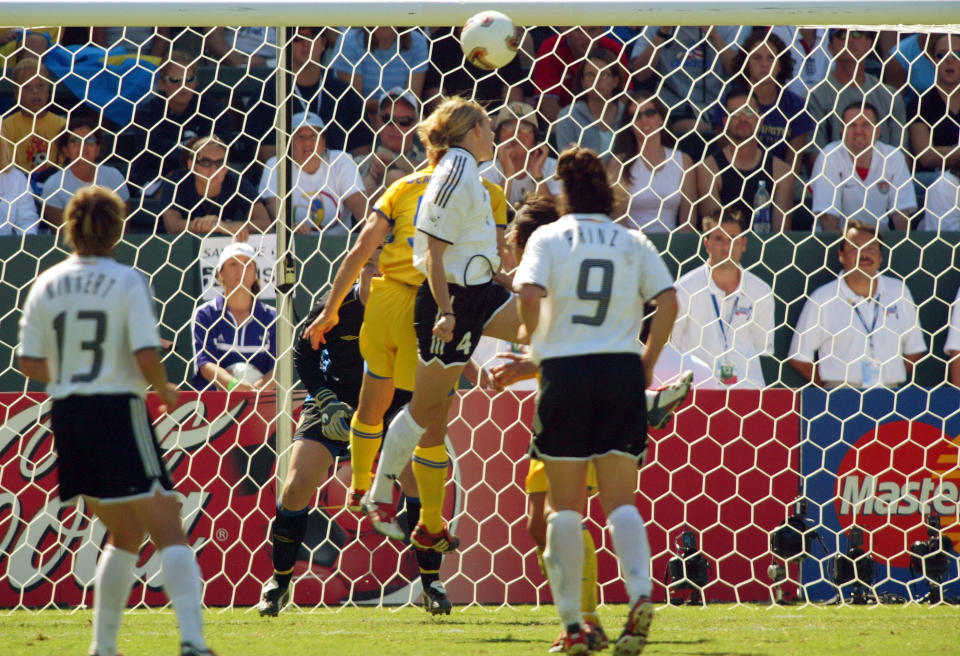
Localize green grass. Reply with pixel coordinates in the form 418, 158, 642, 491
3, 604, 959, 656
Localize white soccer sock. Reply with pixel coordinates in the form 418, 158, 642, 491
644, 389, 655, 411
90, 544, 137, 656
607, 504, 653, 603
160, 544, 206, 650
370, 405, 427, 504
544, 510, 584, 628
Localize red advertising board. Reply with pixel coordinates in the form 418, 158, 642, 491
0, 389, 797, 608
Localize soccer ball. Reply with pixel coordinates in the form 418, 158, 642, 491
461, 10, 519, 70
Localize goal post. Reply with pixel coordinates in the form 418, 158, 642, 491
2, 3, 960, 614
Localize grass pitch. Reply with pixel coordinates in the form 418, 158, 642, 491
4, 604, 959, 655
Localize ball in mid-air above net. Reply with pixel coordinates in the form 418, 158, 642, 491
461, 10, 519, 70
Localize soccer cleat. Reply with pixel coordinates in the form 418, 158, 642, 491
422, 580, 453, 615
180, 644, 217, 656
646, 370, 693, 430
548, 631, 567, 653
612, 596, 653, 656
347, 487, 367, 512
410, 521, 461, 553
584, 621, 609, 651
256, 577, 290, 617
361, 495, 406, 541
564, 627, 592, 655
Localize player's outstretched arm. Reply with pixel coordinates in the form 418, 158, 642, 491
304, 212, 390, 349
16, 356, 50, 383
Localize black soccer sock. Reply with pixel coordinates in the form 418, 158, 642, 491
400, 495, 422, 537
403, 496, 442, 587
271, 504, 308, 590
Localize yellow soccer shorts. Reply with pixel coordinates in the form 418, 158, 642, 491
359, 276, 419, 392
525, 457, 598, 495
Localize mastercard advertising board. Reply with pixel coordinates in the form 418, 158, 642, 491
801, 387, 960, 601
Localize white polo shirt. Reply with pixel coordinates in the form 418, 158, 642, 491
259, 151, 363, 235
671, 263, 774, 389
810, 140, 917, 229
920, 171, 960, 232
414, 147, 500, 286
788, 274, 926, 387
513, 213, 674, 363
943, 287, 960, 356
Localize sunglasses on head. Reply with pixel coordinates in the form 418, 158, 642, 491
935, 50, 960, 61
729, 106, 759, 118
68, 135, 98, 145
164, 75, 196, 84
381, 114, 415, 127
195, 157, 225, 168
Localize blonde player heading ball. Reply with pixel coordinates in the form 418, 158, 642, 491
514, 148, 678, 656
17, 186, 213, 656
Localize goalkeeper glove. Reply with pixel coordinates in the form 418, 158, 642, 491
315, 389, 355, 442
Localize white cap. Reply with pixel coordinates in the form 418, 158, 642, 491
291, 111, 325, 131
217, 241, 257, 273
378, 87, 420, 113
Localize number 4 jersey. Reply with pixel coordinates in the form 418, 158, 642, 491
18, 255, 163, 399
513, 213, 674, 363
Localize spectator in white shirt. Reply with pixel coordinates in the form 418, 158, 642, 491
943, 285, 960, 386
258, 111, 366, 235
0, 126, 39, 235
920, 162, 960, 232
480, 101, 559, 211
788, 220, 926, 388
672, 209, 774, 388
810, 102, 917, 232
608, 92, 696, 234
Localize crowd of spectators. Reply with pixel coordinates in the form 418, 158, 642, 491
2, 24, 960, 389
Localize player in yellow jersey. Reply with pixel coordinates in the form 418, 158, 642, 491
303, 140, 508, 611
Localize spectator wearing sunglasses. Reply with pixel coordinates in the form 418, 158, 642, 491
41, 115, 129, 228
127, 50, 234, 197
909, 34, 960, 176
356, 88, 425, 201
807, 29, 907, 152
160, 136, 270, 236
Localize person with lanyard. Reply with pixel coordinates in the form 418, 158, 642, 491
258, 247, 452, 617
513, 146, 678, 655
671, 208, 774, 389
788, 220, 925, 389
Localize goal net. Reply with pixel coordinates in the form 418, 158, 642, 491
2, 8, 960, 612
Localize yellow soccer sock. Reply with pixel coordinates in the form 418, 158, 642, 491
581, 527, 599, 624
412, 444, 448, 533
348, 417, 383, 491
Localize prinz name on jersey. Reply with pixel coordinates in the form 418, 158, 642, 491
564, 224, 619, 247
44, 271, 118, 299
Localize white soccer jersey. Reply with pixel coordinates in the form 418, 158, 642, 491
672, 264, 774, 389
513, 213, 674, 363
259, 151, 362, 234
788, 274, 926, 387
18, 256, 162, 399
413, 147, 501, 286
810, 140, 917, 229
